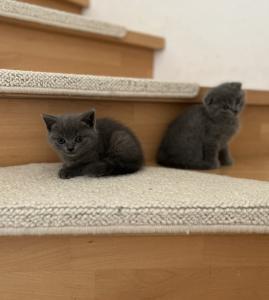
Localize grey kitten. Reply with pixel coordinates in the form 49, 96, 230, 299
43, 109, 144, 179
157, 82, 245, 170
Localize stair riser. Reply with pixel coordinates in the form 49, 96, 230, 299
0, 97, 268, 167
0, 22, 153, 78
0, 235, 269, 299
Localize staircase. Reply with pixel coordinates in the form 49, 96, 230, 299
0, 1, 269, 300
0, 0, 164, 77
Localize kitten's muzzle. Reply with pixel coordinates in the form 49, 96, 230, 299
66, 146, 75, 153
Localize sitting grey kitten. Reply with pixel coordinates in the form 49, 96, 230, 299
157, 82, 245, 170
43, 109, 144, 179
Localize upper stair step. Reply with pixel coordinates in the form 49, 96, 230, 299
18, 0, 90, 14
0, 1, 164, 77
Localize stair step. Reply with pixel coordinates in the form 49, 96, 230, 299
1, 163, 268, 235
1, 0, 126, 38
0, 69, 198, 167
0, 69, 268, 181
18, 0, 90, 14
0, 69, 199, 99
0, 1, 164, 77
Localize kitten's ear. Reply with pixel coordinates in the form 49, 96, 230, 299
80, 109, 96, 128
230, 82, 242, 90
203, 94, 214, 106
42, 114, 58, 131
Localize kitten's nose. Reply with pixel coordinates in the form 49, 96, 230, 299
67, 146, 75, 152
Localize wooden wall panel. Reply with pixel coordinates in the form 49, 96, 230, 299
0, 235, 269, 299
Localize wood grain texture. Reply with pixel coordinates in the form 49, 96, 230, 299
0, 15, 164, 51
0, 235, 269, 299
18, 0, 89, 14
66, 0, 89, 7
123, 30, 165, 50
0, 21, 154, 78
0, 96, 268, 180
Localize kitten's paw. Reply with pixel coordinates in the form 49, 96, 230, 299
204, 160, 220, 169
58, 168, 74, 179
212, 160, 221, 169
221, 158, 234, 166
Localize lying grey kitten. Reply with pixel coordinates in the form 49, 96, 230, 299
43, 109, 144, 179
157, 82, 245, 170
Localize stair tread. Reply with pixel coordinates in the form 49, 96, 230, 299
0, 69, 199, 100
0, 163, 268, 236
0, 0, 164, 49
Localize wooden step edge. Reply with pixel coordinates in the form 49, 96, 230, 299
0, 1, 164, 50
0, 69, 199, 101
123, 31, 165, 50
19, 0, 90, 14
66, 0, 90, 8
21, 0, 90, 9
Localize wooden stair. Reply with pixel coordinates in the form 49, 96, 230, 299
0, 1, 164, 78
0, 2, 269, 300
18, 0, 90, 14
0, 69, 268, 181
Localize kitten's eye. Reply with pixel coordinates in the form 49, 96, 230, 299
57, 138, 65, 144
75, 136, 82, 143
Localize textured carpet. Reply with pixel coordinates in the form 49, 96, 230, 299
0, 163, 268, 235
0, 69, 199, 99
1, 0, 126, 37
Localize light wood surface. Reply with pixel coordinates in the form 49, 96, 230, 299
0, 15, 165, 51
0, 95, 268, 180
66, 0, 89, 7
0, 234, 269, 299
123, 30, 165, 50
0, 21, 154, 78
206, 156, 269, 181
19, 0, 89, 14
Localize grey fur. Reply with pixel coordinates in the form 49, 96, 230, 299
43, 109, 144, 179
157, 82, 245, 170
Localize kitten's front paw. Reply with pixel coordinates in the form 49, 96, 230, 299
221, 158, 234, 166
211, 160, 220, 169
214, 160, 221, 169
205, 160, 220, 169
58, 168, 74, 179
